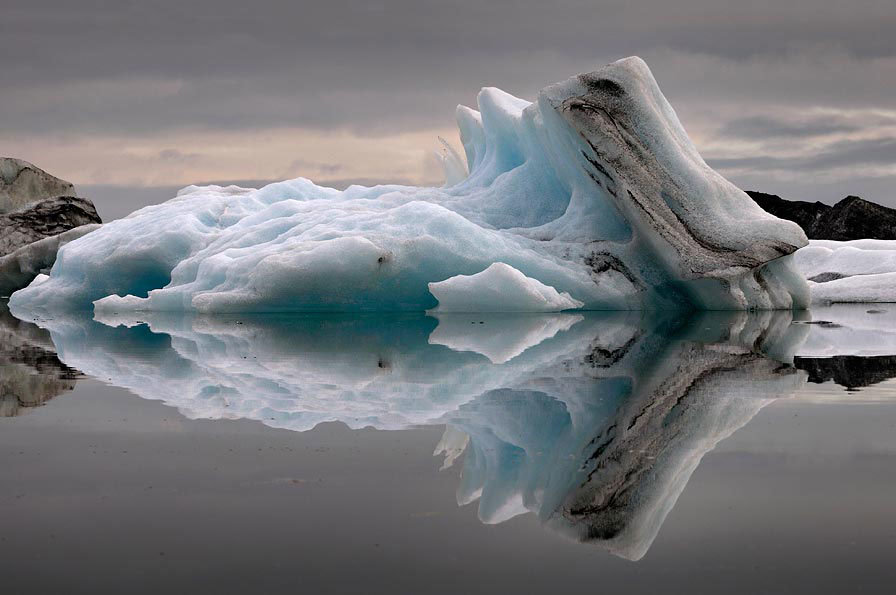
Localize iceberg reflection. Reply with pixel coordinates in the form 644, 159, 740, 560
10, 304, 893, 558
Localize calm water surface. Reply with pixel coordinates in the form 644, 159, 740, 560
2, 303, 895, 593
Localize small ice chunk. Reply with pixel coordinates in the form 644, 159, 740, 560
429, 263, 584, 313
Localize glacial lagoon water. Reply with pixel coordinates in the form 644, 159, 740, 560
2, 302, 896, 593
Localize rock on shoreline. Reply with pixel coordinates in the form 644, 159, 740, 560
1, 157, 77, 214
0, 158, 102, 295
0, 195, 102, 256
747, 191, 896, 241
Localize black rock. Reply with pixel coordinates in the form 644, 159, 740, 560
747, 190, 896, 241
0, 301, 80, 417
0, 196, 102, 256
816, 195, 896, 241
746, 191, 829, 234
794, 355, 896, 390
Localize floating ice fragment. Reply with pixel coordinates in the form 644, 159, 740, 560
428, 263, 584, 313
793, 240, 896, 304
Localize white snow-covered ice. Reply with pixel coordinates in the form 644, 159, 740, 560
9, 57, 810, 314
794, 240, 896, 304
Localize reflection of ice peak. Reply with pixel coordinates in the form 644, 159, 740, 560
555, 345, 805, 560
437, 311, 808, 560
428, 313, 583, 363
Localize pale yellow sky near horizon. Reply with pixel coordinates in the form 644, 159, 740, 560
1, 125, 462, 190
5, 106, 894, 202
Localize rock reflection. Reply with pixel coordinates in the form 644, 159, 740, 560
796, 355, 896, 390
0, 301, 80, 416
790, 305, 896, 392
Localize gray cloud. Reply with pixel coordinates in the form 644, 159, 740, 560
3, 0, 896, 135
3, 0, 896, 210
718, 116, 863, 140
157, 149, 201, 163
280, 159, 345, 179
709, 136, 896, 172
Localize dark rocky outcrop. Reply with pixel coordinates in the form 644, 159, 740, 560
745, 191, 828, 234
0, 159, 103, 295
747, 191, 896, 241
0, 196, 102, 256
0, 157, 76, 214
0, 223, 102, 297
813, 195, 896, 241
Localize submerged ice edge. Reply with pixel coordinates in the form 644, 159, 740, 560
10, 57, 809, 315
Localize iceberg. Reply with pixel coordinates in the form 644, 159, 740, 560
793, 304, 896, 357
10, 57, 809, 314
794, 239, 896, 304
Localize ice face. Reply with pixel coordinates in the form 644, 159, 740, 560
9, 57, 809, 314
538, 59, 808, 310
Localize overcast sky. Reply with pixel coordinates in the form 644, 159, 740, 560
2, 0, 895, 218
